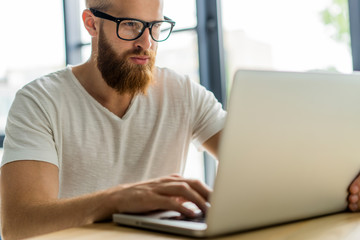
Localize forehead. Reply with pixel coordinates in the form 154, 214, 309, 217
110, 0, 164, 21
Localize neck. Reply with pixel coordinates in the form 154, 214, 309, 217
71, 59, 133, 118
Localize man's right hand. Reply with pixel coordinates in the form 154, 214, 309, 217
1, 161, 211, 239
110, 174, 212, 217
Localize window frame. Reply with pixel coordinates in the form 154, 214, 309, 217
349, 0, 360, 71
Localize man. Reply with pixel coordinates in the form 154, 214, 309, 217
0, 0, 225, 239
2, 1, 360, 239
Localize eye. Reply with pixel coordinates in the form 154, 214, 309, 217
152, 22, 162, 29
120, 20, 142, 29
124, 22, 136, 27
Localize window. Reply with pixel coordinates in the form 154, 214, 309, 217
159, 0, 204, 180
3, 0, 355, 183
0, 0, 66, 158
221, 0, 352, 90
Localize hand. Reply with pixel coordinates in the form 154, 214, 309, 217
348, 174, 360, 211
112, 174, 212, 217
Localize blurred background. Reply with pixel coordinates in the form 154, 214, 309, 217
0, 0, 355, 185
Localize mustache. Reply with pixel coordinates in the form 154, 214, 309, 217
124, 48, 155, 58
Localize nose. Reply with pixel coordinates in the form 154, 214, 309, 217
134, 28, 152, 50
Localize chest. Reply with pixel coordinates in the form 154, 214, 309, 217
56, 92, 192, 170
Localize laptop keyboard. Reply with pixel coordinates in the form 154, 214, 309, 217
161, 215, 206, 223
159, 202, 206, 223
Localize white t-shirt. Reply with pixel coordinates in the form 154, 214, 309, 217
2, 66, 226, 198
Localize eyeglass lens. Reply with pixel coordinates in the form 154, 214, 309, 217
118, 20, 173, 41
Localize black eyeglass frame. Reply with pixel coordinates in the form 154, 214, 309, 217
89, 8, 176, 42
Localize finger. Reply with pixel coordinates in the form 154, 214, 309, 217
169, 173, 182, 178
161, 176, 212, 201
350, 184, 360, 195
156, 182, 209, 214
154, 195, 199, 217
348, 194, 359, 203
155, 174, 184, 185
151, 176, 211, 212
349, 203, 358, 212
349, 175, 360, 194
183, 179, 212, 201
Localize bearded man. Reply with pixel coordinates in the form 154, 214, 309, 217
0, 0, 226, 239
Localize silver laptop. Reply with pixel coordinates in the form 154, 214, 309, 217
113, 69, 360, 237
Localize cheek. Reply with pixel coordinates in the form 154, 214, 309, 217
151, 42, 158, 53
101, 23, 118, 39
110, 41, 134, 55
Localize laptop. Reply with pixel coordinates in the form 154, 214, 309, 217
113, 69, 360, 237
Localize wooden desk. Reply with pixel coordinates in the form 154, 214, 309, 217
28, 212, 360, 240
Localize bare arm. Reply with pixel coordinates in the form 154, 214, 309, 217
202, 131, 222, 160
1, 161, 211, 240
0, 161, 115, 239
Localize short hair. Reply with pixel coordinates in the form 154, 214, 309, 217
85, 0, 111, 11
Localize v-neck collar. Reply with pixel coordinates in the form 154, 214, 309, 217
67, 65, 140, 121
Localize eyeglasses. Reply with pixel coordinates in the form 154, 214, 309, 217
89, 8, 176, 42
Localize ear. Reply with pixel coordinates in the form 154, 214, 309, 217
82, 9, 98, 37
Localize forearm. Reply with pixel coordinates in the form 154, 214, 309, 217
1, 165, 211, 240
1, 187, 118, 240
203, 131, 221, 159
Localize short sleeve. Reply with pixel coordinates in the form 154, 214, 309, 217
188, 79, 227, 149
1, 88, 59, 167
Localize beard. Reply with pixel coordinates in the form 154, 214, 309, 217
96, 28, 156, 95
